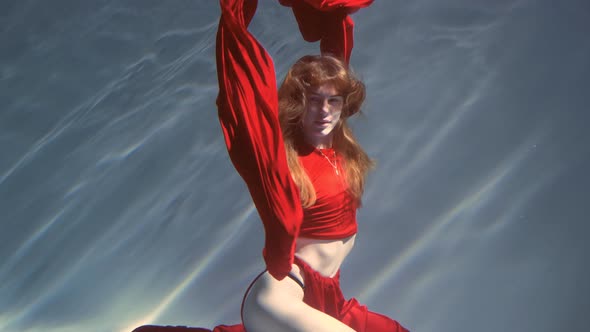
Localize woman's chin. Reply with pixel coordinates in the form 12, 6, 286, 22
313, 130, 335, 140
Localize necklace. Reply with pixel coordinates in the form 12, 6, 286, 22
317, 148, 339, 176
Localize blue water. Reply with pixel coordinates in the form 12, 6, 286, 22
1, 1, 589, 331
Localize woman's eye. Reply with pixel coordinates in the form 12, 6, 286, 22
329, 98, 343, 107
309, 96, 322, 105
308, 95, 343, 109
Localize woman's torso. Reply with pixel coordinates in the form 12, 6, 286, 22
293, 146, 358, 278
294, 234, 356, 277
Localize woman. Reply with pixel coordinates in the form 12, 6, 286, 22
134, 0, 408, 331
239, 55, 406, 332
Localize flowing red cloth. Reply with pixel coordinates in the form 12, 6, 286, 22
216, 0, 302, 281
278, 0, 374, 63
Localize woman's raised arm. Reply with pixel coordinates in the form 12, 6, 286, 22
216, 0, 303, 280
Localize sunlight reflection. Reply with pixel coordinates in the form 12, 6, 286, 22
0, 237, 97, 331
359, 133, 544, 303
391, 72, 493, 192
0, 207, 69, 282
485, 161, 560, 235
119, 204, 255, 332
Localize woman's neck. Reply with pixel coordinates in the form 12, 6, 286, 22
304, 136, 333, 150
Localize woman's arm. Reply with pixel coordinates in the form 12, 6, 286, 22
216, 0, 303, 281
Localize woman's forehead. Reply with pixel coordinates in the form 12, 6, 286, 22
308, 83, 341, 96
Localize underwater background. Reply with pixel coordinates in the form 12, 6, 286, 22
1, 1, 589, 331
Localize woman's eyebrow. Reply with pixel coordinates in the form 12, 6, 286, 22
309, 93, 343, 98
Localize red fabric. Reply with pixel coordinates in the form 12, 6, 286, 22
217, 0, 302, 280
294, 256, 409, 332
278, 0, 374, 63
298, 145, 358, 239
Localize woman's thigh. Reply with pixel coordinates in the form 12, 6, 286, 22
241, 269, 355, 332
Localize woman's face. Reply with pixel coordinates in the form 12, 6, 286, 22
301, 83, 344, 148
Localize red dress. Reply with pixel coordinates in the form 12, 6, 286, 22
132, 0, 408, 331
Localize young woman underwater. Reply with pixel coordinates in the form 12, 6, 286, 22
133, 0, 408, 331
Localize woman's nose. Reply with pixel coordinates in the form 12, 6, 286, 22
320, 99, 331, 112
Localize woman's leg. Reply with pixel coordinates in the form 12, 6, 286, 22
242, 267, 356, 332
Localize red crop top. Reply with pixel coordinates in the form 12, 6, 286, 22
298, 144, 358, 239
216, 0, 372, 280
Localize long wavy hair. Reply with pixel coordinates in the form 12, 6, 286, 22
278, 55, 374, 208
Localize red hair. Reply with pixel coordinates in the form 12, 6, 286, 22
278, 55, 374, 207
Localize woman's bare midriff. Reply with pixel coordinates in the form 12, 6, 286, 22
293, 234, 356, 279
